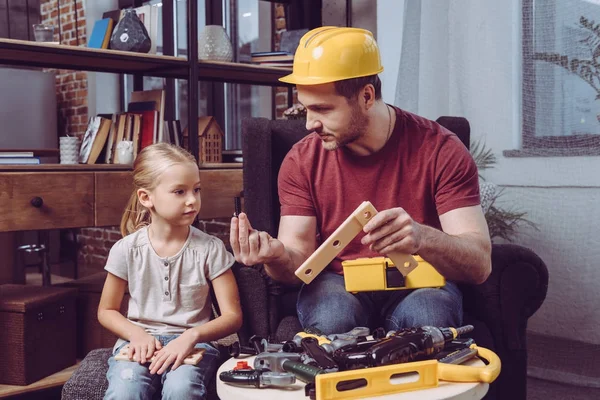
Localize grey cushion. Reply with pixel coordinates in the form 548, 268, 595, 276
62, 348, 221, 400
62, 348, 111, 400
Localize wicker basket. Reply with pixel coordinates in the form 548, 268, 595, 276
0, 284, 77, 385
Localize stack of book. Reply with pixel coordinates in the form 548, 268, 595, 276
250, 51, 294, 69
0, 151, 41, 164
78, 89, 183, 165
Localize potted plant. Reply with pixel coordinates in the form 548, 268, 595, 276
471, 140, 538, 242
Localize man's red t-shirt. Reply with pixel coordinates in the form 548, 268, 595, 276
278, 107, 480, 274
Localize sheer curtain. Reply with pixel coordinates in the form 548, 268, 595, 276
394, 1, 518, 134
391, 0, 600, 391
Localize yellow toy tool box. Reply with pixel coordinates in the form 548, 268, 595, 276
342, 256, 445, 293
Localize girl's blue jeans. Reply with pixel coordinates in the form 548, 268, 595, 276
296, 271, 463, 334
103, 335, 220, 400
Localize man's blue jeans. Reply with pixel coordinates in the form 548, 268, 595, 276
104, 335, 220, 400
296, 271, 463, 334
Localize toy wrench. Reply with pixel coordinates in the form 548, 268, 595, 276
295, 201, 418, 284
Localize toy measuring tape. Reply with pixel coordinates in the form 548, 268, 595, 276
315, 345, 501, 400
295, 201, 418, 284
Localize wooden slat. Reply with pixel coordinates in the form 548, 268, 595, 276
0, 39, 291, 85
0, 172, 94, 232
0, 38, 187, 79
94, 171, 132, 227
0, 362, 79, 398
0, 164, 132, 172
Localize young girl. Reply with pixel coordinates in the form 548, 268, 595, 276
98, 143, 242, 400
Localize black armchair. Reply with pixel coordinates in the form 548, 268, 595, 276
234, 116, 549, 400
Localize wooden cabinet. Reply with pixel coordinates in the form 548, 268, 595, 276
0, 172, 94, 231
0, 166, 242, 233
94, 171, 132, 228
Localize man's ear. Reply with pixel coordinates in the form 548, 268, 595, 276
361, 84, 376, 110
137, 188, 153, 209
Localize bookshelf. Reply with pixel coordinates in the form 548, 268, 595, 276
0, 0, 292, 162
0, 38, 290, 86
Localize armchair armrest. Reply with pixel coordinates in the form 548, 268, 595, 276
231, 263, 269, 345
459, 243, 549, 351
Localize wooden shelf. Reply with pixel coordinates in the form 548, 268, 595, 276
196, 59, 291, 86
0, 164, 132, 172
0, 362, 79, 398
0, 39, 291, 86
0, 163, 241, 171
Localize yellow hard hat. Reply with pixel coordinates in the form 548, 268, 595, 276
279, 26, 384, 85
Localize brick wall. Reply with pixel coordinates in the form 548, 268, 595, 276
77, 220, 231, 274
41, 0, 89, 138
273, 3, 297, 119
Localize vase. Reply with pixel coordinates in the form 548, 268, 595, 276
109, 9, 151, 53
116, 141, 134, 165
59, 136, 80, 164
198, 25, 233, 62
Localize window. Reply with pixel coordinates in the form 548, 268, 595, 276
223, 0, 274, 150
523, 0, 600, 154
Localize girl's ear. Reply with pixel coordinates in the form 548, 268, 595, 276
137, 188, 153, 209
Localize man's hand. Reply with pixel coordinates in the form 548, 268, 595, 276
127, 331, 162, 364
149, 331, 196, 374
230, 213, 285, 266
361, 207, 423, 255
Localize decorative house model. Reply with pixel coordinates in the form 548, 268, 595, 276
183, 116, 223, 163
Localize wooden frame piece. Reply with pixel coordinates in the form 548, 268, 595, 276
295, 201, 418, 284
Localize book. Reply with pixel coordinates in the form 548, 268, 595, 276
132, 113, 142, 159
0, 149, 59, 157
127, 101, 156, 112
79, 116, 112, 164
102, 9, 123, 26
88, 18, 114, 49
172, 120, 182, 147
0, 151, 34, 157
111, 113, 128, 163
251, 51, 294, 63
128, 110, 158, 151
0, 157, 40, 164
130, 90, 165, 146
104, 114, 119, 163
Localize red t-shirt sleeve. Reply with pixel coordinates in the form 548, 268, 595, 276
434, 135, 481, 216
278, 147, 316, 216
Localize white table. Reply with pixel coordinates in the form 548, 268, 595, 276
217, 355, 489, 400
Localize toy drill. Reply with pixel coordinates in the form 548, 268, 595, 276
334, 325, 474, 370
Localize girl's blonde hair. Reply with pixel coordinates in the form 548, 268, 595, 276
120, 143, 198, 237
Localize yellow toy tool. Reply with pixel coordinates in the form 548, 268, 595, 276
294, 201, 444, 291
315, 325, 501, 400
315, 345, 500, 400
342, 256, 445, 293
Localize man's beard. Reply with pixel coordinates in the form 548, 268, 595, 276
322, 108, 369, 151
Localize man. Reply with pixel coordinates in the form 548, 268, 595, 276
230, 27, 491, 334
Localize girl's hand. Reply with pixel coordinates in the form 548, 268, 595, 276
128, 331, 162, 364
149, 331, 197, 374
